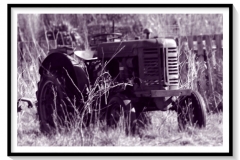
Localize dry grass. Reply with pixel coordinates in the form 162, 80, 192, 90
17, 103, 222, 146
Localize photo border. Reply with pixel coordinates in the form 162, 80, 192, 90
7, 3, 233, 156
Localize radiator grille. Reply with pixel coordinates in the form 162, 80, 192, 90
143, 48, 159, 86
142, 47, 179, 87
166, 47, 179, 85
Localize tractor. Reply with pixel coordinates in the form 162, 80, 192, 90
34, 24, 207, 133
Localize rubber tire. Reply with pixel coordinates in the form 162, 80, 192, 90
36, 73, 67, 134
106, 95, 136, 134
177, 91, 207, 131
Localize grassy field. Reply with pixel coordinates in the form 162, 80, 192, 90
17, 102, 222, 146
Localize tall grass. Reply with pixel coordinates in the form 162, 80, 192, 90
17, 108, 223, 146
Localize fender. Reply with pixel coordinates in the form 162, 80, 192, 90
39, 52, 89, 95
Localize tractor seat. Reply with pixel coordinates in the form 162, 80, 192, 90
49, 46, 74, 55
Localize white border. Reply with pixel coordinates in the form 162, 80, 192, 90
11, 6, 230, 153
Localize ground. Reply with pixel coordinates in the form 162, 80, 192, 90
17, 103, 223, 146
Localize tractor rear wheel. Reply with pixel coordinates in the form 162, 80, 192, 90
36, 71, 67, 133
36, 68, 87, 134
177, 91, 207, 131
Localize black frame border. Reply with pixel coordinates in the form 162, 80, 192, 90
7, 3, 233, 156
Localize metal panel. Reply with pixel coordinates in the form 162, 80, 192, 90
151, 89, 192, 97
134, 89, 192, 97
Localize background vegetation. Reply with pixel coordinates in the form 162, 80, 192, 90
17, 14, 223, 146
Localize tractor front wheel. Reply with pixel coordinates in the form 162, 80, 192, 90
177, 91, 207, 131
106, 95, 136, 134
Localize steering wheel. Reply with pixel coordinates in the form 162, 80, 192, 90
92, 33, 122, 42
92, 33, 122, 39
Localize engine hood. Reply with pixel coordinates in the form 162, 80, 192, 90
96, 38, 177, 58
